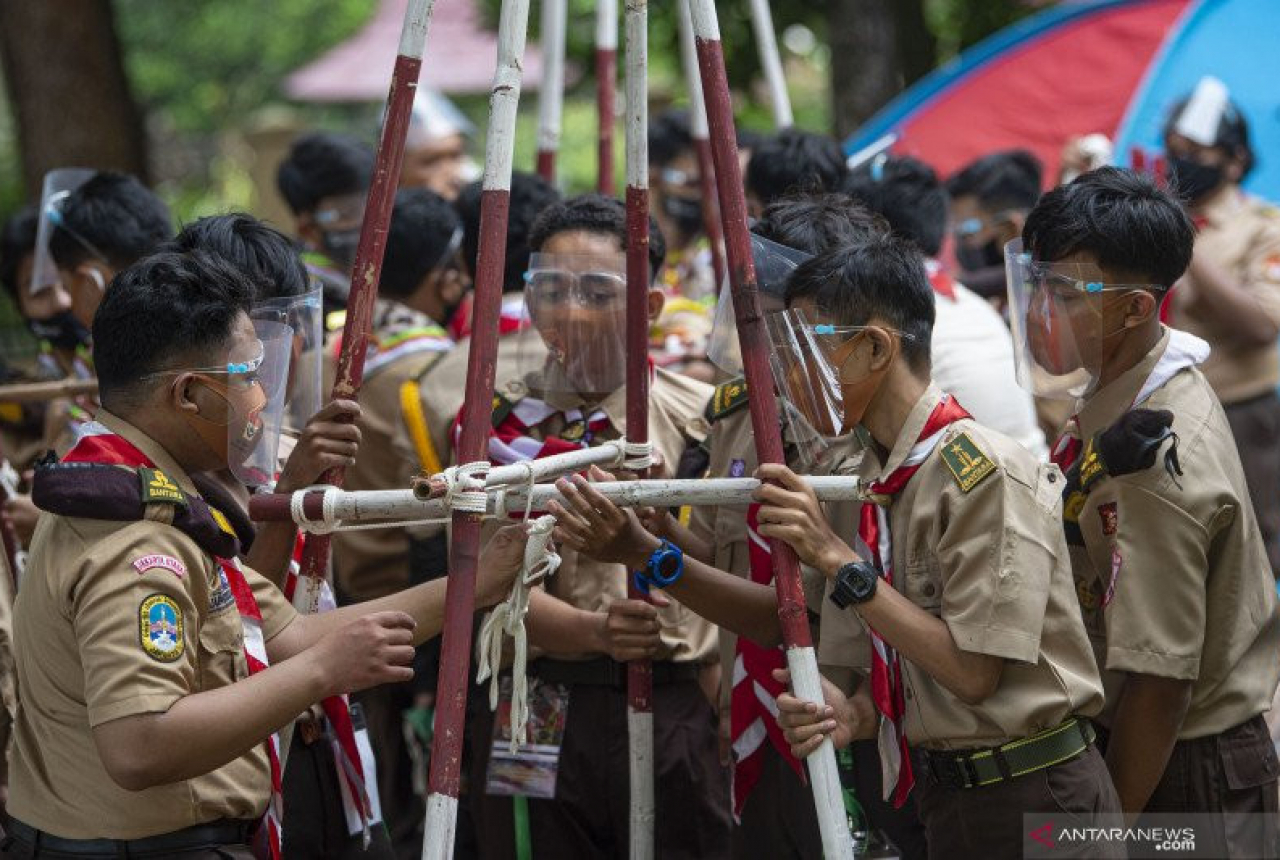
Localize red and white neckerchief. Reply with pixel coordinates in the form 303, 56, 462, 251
64, 426, 284, 859
858, 394, 972, 807
283, 532, 376, 844
729, 504, 804, 820
1051, 329, 1210, 473
448, 293, 530, 341
924, 258, 957, 302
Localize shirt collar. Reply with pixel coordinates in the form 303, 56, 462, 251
1195, 185, 1244, 229
530, 362, 630, 433
1077, 327, 1171, 439
874, 384, 945, 478
93, 410, 201, 496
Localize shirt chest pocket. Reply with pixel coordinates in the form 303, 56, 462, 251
902, 555, 943, 613
198, 607, 247, 688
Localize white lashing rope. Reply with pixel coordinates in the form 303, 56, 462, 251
475, 511, 560, 752
441, 461, 490, 513
622, 439, 653, 472
291, 485, 344, 534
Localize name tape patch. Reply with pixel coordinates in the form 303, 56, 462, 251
139, 593, 185, 662
132, 554, 187, 579
139, 467, 185, 506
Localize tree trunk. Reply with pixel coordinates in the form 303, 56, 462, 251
0, 0, 148, 201
827, 0, 935, 141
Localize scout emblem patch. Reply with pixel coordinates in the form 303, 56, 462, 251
1075, 576, 1101, 612
1097, 502, 1118, 537
940, 432, 995, 492
560, 418, 587, 443
133, 554, 187, 579
139, 467, 185, 506
140, 594, 184, 662
729, 458, 746, 478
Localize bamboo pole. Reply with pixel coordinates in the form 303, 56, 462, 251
687, 1, 851, 855
534, 0, 567, 183
247, 476, 868, 525
421, 0, 532, 854
677, 0, 725, 289
623, 1, 654, 855
747, 0, 793, 128
595, 0, 618, 194
0, 376, 97, 403
292, 0, 437, 616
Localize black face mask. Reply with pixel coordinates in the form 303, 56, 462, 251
662, 194, 704, 237
955, 239, 1003, 273
1167, 156, 1224, 203
28, 310, 91, 351
320, 228, 361, 272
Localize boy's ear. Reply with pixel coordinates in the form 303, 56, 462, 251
647, 288, 665, 322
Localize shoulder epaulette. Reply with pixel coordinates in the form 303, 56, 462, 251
705, 377, 749, 423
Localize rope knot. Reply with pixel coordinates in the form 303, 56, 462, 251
290, 485, 343, 534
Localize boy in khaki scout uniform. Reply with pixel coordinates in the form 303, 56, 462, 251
1018, 167, 1280, 856
1162, 77, 1280, 577
549, 233, 1118, 860
464, 194, 729, 860
324, 188, 470, 857
2, 250, 526, 858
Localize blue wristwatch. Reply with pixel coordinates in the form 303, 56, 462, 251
632, 540, 684, 594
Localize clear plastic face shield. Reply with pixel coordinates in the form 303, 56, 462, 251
707, 235, 813, 376
250, 283, 323, 432
1004, 239, 1162, 400
767, 307, 916, 466
522, 252, 629, 397
30, 168, 97, 296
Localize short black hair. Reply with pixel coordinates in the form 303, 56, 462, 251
649, 109, 693, 168
48, 172, 171, 272
753, 192, 886, 255
528, 193, 666, 281
276, 132, 374, 215
93, 250, 253, 407
166, 214, 308, 302
1022, 166, 1195, 289
455, 171, 561, 293
945, 149, 1043, 212
843, 157, 948, 257
745, 129, 848, 206
0, 206, 38, 303
785, 233, 934, 372
382, 189, 463, 300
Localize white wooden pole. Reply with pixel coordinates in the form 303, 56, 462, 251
534, 0, 567, 182
747, 0, 793, 128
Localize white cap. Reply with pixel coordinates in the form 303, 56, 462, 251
406, 89, 475, 148
1173, 76, 1231, 146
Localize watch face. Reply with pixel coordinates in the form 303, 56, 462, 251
851, 564, 878, 600
657, 551, 681, 580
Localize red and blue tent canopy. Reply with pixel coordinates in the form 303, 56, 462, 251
843, 0, 1280, 202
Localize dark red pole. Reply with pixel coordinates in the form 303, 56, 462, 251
292, 1, 437, 613
678, 0, 725, 290
595, 0, 618, 195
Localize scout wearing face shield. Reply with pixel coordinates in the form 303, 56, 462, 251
1004, 238, 1164, 401
521, 252, 629, 398
251, 284, 324, 434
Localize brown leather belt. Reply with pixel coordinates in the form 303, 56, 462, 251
531, 657, 700, 689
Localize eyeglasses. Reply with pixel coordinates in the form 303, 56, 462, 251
1020, 257, 1163, 297
951, 210, 1018, 241
140, 341, 267, 388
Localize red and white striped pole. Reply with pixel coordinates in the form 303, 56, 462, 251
420, 0, 532, 855
293, 0, 437, 615
687, 1, 852, 856
623, 2, 654, 857
747, 0, 793, 128
677, 0, 725, 290
595, 0, 618, 195
534, 0, 566, 183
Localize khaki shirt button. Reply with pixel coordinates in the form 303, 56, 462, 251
923, 583, 937, 597
1047, 471, 1057, 483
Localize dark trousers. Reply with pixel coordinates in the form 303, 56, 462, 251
1141, 714, 1280, 858
1225, 391, 1280, 577
914, 744, 1123, 860
281, 726, 396, 860
731, 742, 823, 860
351, 684, 421, 860
468, 678, 731, 859
850, 739, 929, 860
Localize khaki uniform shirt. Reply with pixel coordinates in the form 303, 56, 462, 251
499, 366, 717, 663
327, 301, 454, 602
8, 412, 297, 839
818, 386, 1104, 750
1173, 188, 1280, 404
1069, 330, 1280, 738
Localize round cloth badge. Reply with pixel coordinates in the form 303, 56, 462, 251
139, 593, 185, 662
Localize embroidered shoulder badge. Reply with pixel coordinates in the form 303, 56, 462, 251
139, 467, 185, 506
139, 593, 185, 662
133, 554, 187, 579
940, 432, 996, 493
706, 378, 749, 423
